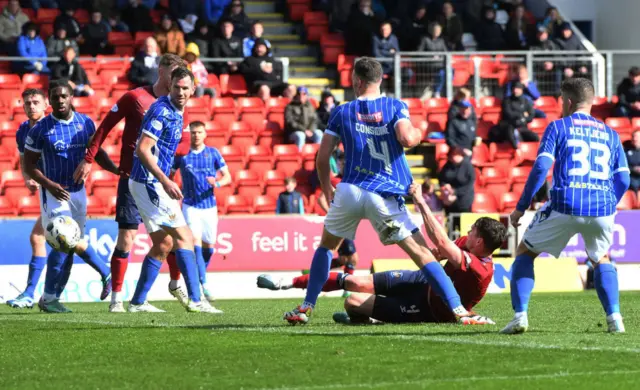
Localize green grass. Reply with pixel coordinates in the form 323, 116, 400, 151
1, 292, 640, 389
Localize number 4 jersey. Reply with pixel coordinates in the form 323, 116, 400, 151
539, 112, 629, 217
325, 97, 413, 198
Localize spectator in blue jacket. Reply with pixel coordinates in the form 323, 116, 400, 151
505, 64, 546, 118
203, 0, 232, 25
276, 177, 305, 214
243, 21, 271, 57
14, 22, 49, 75
372, 21, 399, 76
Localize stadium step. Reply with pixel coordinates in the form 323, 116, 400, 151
290, 66, 334, 79
245, 1, 277, 13
263, 22, 296, 35
264, 34, 301, 42
307, 87, 344, 103
406, 154, 424, 167
247, 13, 285, 22
288, 77, 331, 88
289, 56, 319, 65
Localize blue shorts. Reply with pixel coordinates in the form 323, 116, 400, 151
338, 239, 357, 257
371, 270, 434, 323
115, 176, 142, 229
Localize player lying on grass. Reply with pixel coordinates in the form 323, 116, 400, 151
261, 184, 506, 324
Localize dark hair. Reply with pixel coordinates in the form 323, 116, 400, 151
629, 66, 640, 77
252, 20, 263, 28
380, 20, 392, 27
561, 77, 594, 106
48, 80, 73, 97
22, 88, 45, 100
170, 66, 195, 84
353, 57, 383, 84
284, 177, 296, 185
474, 217, 507, 253
159, 53, 186, 69
189, 121, 205, 130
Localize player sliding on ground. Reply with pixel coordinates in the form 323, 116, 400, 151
23, 81, 117, 313
262, 185, 505, 324
127, 67, 219, 313
503, 78, 631, 334
282, 57, 492, 325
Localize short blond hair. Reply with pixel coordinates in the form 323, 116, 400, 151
159, 53, 186, 69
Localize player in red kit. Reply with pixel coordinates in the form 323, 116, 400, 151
258, 184, 506, 325
74, 54, 192, 313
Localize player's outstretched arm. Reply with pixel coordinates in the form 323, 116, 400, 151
394, 119, 421, 148
612, 140, 631, 202
409, 183, 465, 268
94, 147, 120, 176
136, 133, 183, 200
316, 133, 340, 202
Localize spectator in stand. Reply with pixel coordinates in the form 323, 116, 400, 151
490, 81, 538, 148
169, 0, 200, 21
553, 22, 588, 80
625, 130, 640, 192
14, 22, 48, 75
539, 6, 564, 38
184, 42, 215, 98
23, 0, 58, 10
105, 10, 129, 33
438, 147, 475, 214
285, 86, 322, 151
447, 87, 476, 121
530, 27, 558, 96
615, 67, 640, 118
50, 46, 94, 97
504, 64, 546, 118
346, 0, 381, 56
155, 14, 186, 57
505, 4, 532, 50
46, 26, 79, 57
316, 90, 338, 131
0, 0, 29, 54
121, 0, 154, 34
276, 177, 305, 215
212, 19, 243, 74
128, 37, 159, 87
445, 100, 477, 156
224, 0, 251, 39
242, 21, 271, 57
475, 5, 506, 51
330, 0, 357, 32
239, 39, 294, 101
90, 0, 114, 16
418, 21, 448, 98
203, 0, 232, 25
421, 179, 443, 212
187, 19, 213, 71
399, 2, 428, 51
436, 1, 463, 51
53, 5, 81, 39
78, 10, 110, 56
372, 21, 399, 76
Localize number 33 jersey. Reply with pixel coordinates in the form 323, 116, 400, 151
538, 112, 629, 217
325, 97, 413, 198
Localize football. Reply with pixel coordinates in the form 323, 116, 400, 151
45, 216, 81, 253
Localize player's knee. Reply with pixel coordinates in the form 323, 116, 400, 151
116, 229, 136, 252
30, 231, 46, 249
344, 293, 366, 311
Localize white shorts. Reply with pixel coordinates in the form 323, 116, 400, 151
522, 202, 615, 261
128, 179, 186, 234
324, 183, 420, 245
183, 204, 218, 244
40, 187, 87, 232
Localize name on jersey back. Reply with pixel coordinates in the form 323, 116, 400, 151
569, 126, 609, 141
355, 123, 389, 136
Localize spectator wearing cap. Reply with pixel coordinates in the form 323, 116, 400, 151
155, 14, 186, 57
239, 39, 294, 101
615, 67, 640, 118
625, 130, 640, 192
447, 88, 476, 121
436, 1, 463, 51
14, 22, 49, 75
184, 42, 215, 98
212, 19, 243, 74
372, 21, 399, 76
285, 86, 322, 151
438, 147, 475, 214
490, 81, 538, 148
224, 0, 251, 39
504, 64, 546, 118
53, 5, 81, 39
47, 26, 79, 57
243, 21, 272, 57
128, 37, 159, 87
445, 99, 477, 156
0, 0, 29, 53
475, 5, 506, 51
79, 10, 111, 56
51, 46, 94, 97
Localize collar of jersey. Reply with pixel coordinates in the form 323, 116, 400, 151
357, 95, 382, 101
51, 112, 75, 124
167, 97, 184, 115
190, 146, 206, 154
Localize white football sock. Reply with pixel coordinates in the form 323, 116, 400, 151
111, 291, 121, 304
43, 293, 57, 303
169, 280, 179, 290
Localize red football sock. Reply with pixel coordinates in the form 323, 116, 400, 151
292, 272, 342, 292
110, 254, 128, 293
343, 264, 355, 275
166, 252, 181, 281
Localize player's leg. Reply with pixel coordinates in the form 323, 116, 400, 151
54, 253, 74, 299
258, 271, 359, 292
183, 204, 207, 292
7, 217, 46, 308
199, 206, 218, 302
337, 239, 358, 275
129, 230, 172, 312
581, 215, 623, 332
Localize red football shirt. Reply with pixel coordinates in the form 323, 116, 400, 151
85, 86, 190, 175
427, 236, 494, 322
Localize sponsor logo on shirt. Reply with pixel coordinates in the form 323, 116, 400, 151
25, 136, 34, 145
111, 104, 118, 112
356, 111, 383, 123
75, 123, 83, 131
400, 108, 410, 118
151, 120, 163, 130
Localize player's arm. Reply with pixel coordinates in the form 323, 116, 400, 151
317, 133, 340, 203
393, 101, 421, 148
94, 147, 119, 175
613, 139, 631, 202
136, 133, 183, 200
409, 183, 465, 268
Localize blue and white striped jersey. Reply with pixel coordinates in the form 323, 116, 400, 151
130, 96, 184, 184
325, 96, 413, 198
16, 120, 31, 155
173, 146, 226, 209
24, 113, 95, 193
538, 112, 629, 216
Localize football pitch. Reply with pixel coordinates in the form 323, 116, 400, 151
1, 292, 639, 390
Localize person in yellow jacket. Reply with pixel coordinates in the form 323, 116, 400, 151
184, 42, 215, 97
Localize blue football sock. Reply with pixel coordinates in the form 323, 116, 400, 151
55, 254, 74, 297
421, 262, 462, 310
194, 245, 206, 285
79, 245, 110, 279
43, 250, 66, 296
594, 263, 620, 316
175, 249, 201, 303
303, 247, 333, 307
202, 247, 214, 268
510, 253, 535, 313
130, 256, 162, 305
24, 255, 46, 298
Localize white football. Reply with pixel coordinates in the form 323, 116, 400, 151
45, 216, 81, 253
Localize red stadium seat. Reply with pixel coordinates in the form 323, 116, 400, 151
222, 74, 248, 97
87, 170, 118, 193
472, 191, 498, 213
0, 74, 21, 89
253, 195, 276, 214
108, 32, 134, 46
424, 98, 450, 114
211, 97, 237, 114
205, 134, 227, 149
476, 96, 501, 114
481, 166, 506, 185
515, 142, 539, 166
225, 195, 252, 214
510, 166, 532, 185
265, 184, 285, 199
605, 117, 632, 134
237, 97, 265, 114
185, 97, 211, 115
534, 96, 560, 115
511, 181, 525, 196
22, 73, 48, 89
500, 192, 519, 212
481, 112, 500, 125
490, 142, 517, 162
528, 117, 548, 135
273, 144, 302, 176
235, 169, 260, 186
92, 186, 117, 203
17, 195, 40, 216
301, 143, 320, 160
220, 145, 245, 172
427, 113, 447, 133
471, 143, 491, 167
266, 97, 290, 113
0, 195, 17, 216
402, 98, 425, 117
617, 191, 637, 210
36, 8, 59, 23
134, 31, 154, 45
86, 196, 106, 215
1, 170, 24, 193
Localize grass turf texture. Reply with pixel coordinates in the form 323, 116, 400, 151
1, 292, 640, 390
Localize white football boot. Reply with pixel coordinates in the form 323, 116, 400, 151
109, 301, 126, 313
607, 313, 625, 333
500, 312, 529, 334
128, 301, 166, 313
168, 284, 189, 308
